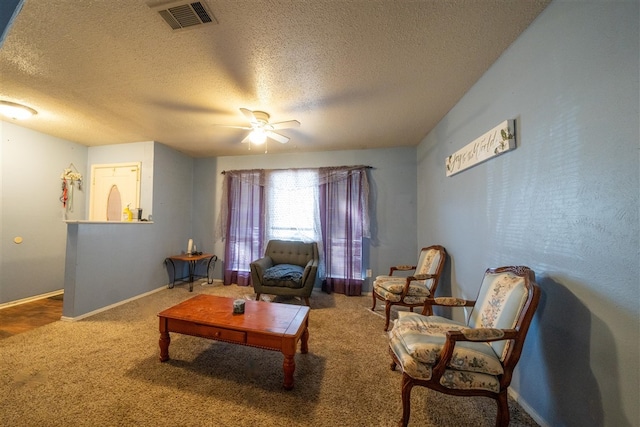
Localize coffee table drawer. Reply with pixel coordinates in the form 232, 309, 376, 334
168, 319, 246, 344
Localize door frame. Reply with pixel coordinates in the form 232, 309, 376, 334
89, 162, 141, 221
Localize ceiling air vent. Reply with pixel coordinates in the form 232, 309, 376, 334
149, 1, 218, 31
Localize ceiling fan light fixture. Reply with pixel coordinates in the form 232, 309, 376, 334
216, 108, 298, 147
0, 100, 37, 120
249, 128, 267, 145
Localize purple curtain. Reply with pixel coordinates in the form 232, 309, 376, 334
222, 170, 265, 286
319, 167, 367, 296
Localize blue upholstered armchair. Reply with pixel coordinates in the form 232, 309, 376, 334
250, 240, 319, 306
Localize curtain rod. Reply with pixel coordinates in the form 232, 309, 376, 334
221, 165, 372, 175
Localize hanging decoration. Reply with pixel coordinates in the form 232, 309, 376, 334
60, 164, 83, 212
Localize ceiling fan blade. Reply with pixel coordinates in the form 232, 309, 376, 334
213, 124, 252, 130
240, 108, 256, 122
240, 132, 252, 143
270, 120, 300, 130
266, 131, 289, 144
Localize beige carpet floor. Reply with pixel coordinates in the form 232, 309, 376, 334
0, 283, 539, 426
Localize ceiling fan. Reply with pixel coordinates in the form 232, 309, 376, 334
217, 108, 300, 146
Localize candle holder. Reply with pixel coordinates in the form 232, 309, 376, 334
233, 299, 245, 314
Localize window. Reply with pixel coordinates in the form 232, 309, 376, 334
266, 169, 320, 243
220, 166, 370, 295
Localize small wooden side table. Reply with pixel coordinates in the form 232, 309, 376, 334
164, 253, 217, 292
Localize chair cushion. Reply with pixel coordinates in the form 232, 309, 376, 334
439, 369, 500, 392
389, 321, 500, 392
389, 313, 504, 376
263, 264, 304, 288
373, 278, 434, 303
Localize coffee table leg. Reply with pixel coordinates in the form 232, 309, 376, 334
283, 353, 295, 390
159, 318, 171, 361
159, 331, 170, 361
301, 322, 309, 354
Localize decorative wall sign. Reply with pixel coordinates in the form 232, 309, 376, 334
445, 120, 515, 177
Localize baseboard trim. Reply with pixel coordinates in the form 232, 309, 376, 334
0, 289, 64, 310
60, 285, 167, 322
508, 388, 549, 427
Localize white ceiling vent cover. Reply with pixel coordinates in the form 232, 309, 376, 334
149, 1, 218, 31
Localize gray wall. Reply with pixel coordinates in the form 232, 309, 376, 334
63, 142, 194, 317
193, 147, 418, 292
0, 121, 87, 303
416, 1, 639, 426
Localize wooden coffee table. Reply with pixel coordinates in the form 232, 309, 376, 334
158, 294, 310, 390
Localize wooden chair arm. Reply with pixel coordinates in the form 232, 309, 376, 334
420, 296, 475, 315
431, 328, 516, 379
389, 264, 417, 275
455, 328, 518, 342
396, 274, 437, 297
407, 273, 436, 281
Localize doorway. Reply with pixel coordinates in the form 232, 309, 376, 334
89, 162, 141, 221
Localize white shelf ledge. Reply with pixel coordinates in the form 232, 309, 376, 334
64, 220, 154, 224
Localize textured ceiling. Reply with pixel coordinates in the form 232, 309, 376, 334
0, 0, 550, 158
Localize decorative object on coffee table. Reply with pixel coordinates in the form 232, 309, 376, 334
233, 299, 245, 314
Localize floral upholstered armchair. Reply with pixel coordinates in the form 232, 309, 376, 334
250, 240, 319, 306
371, 245, 446, 331
388, 266, 540, 427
